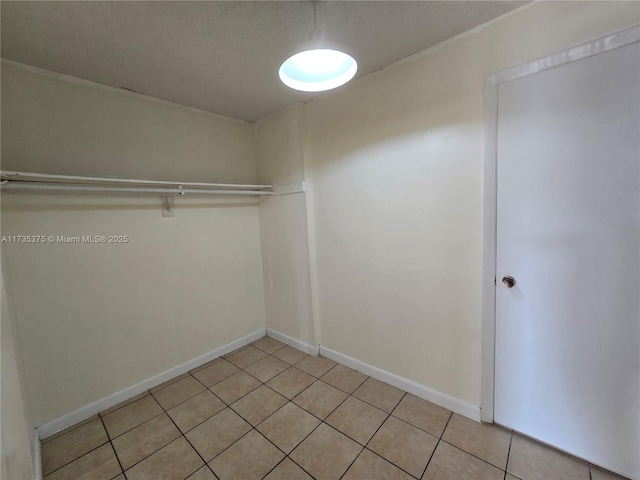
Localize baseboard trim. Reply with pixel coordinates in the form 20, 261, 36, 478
33, 429, 42, 480
319, 346, 482, 422
266, 328, 319, 356
36, 328, 266, 440
36, 329, 481, 443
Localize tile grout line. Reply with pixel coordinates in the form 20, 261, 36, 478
259, 456, 289, 480
314, 421, 364, 479
182, 357, 301, 445
46, 396, 172, 477
331, 390, 412, 479
324, 394, 445, 480
302, 379, 355, 423
99, 391, 156, 420
354, 447, 418, 480
44, 345, 395, 479
105, 398, 167, 441
319, 366, 369, 396
237, 355, 356, 479
357, 393, 396, 450
387, 391, 406, 416
312, 366, 490, 479
185, 353, 298, 478
189, 356, 224, 375
283, 412, 323, 450
251, 420, 319, 478
98, 415, 126, 478
353, 391, 431, 479
158, 371, 209, 396
325, 408, 389, 449
108, 369, 231, 476
391, 412, 443, 441
40, 414, 105, 446
337, 448, 364, 480
187, 369, 220, 393
224, 344, 280, 370
419, 411, 454, 479
251, 340, 289, 356
40, 413, 125, 479
503, 429, 514, 480
227, 383, 288, 419
437, 436, 510, 473
208, 375, 263, 404
107, 420, 181, 474
272, 348, 311, 365
191, 359, 241, 382
272, 378, 350, 456
187, 465, 219, 480
283, 450, 319, 480
288, 382, 413, 479
335, 407, 387, 480
322, 419, 364, 449
210, 385, 323, 480
171, 404, 227, 436
109, 444, 127, 480
148, 372, 193, 394
347, 378, 407, 420
205, 427, 256, 469
163, 411, 215, 479
186, 380, 268, 466
40, 438, 112, 478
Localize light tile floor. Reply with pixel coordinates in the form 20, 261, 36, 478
41, 336, 630, 480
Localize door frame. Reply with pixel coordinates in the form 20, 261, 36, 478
480, 25, 640, 424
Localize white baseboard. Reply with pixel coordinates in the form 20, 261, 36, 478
266, 328, 319, 356
36, 328, 266, 440
36, 328, 481, 445
33, 429, 42, 480
319, 346, 482, 423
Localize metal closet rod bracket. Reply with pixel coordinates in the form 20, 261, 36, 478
161, 196, 175, 217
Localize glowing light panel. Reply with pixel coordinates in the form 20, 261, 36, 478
279, 49, 357, 92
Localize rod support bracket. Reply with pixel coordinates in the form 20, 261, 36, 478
161, 196, 175, 217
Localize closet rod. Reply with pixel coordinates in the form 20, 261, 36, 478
1, 182, 272, 196
0, 170, 273, 191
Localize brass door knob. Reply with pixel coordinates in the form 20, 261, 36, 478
502, 276, 516, 289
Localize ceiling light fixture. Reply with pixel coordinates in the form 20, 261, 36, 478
279, 2, 357, 92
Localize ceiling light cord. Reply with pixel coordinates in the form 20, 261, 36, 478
309, 1, 318, 43
313, 1, 317, 31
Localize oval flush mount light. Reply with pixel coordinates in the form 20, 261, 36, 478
279, 49, 358, 92
279, 2, 357, 92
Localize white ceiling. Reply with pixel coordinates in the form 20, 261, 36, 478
1, 1, 526, 123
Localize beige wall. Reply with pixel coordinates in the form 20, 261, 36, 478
255, 104, 304, 186
298, 1, 640, 406
256, 105, 315, 346
1, 267, 35, 480
1, 62, 255, 184
1, 63, 266, 427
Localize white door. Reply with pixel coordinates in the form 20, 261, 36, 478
494, 41, 640, 479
